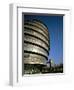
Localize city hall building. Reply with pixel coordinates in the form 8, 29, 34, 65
24, 19, 50, 74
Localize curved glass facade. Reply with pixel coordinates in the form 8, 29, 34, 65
24, 53, 47, 65
24, 25, 49, 40
24, 35, 49, 51
24, 43, 48, 57
24, 21, 49, 36
24, 27, 49, 45
24, 20, 50, 74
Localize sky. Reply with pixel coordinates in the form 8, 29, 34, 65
24, 14, 63, 64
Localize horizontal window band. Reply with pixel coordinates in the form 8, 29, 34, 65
24, 33, 49, 47
24, 20, 48, 32
24, 34, 50, 50
24, 53, 47, 64
24, 63, 47, 66
24, 25, 49, 40
24, 38, 50, 51
24, 52, 46, 60
24, 21, 48, 31
24, 31, 49, 46
24, 58, 47, 65
33, 19, 48, 30
24, 26, 49, 41
24, 22, 48, 36
24, 44, 48, 57
24, 50, 48, 60
24, 40, 49, 54
24, 30, 48, 43
24, 19, 48, 30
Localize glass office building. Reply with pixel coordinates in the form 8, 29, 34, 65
24, 20, 50, 74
